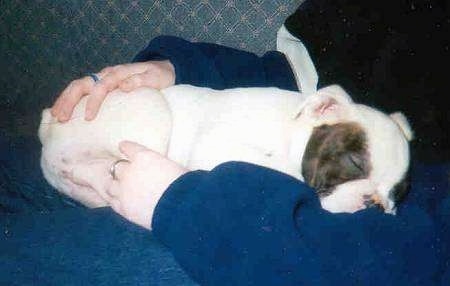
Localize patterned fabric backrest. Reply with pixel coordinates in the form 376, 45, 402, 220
0, 0, 301, 122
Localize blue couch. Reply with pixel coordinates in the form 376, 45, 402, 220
0, 0, 300, 136
0, 1, 300, 285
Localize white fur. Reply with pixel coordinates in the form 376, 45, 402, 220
39, 84, 412, 213
277, 25, 318, 93
320, 179, 377, 213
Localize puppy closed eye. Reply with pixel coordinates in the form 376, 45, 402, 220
317, 153, 367, 190
339, 153, 367, 178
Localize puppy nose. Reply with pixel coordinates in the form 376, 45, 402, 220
363, 194, 384, 211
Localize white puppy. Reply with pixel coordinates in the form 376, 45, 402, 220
39, 84, 412, 214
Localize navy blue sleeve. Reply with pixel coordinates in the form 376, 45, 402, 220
152, 162, 441, 286
132, 35, 297, 91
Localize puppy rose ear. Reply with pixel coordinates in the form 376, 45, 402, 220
316, 85, 353, 104
390, 112, 414, 141
292, 85, 353, 120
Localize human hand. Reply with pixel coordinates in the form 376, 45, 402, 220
51, 60, 175, 122
108, 141, 188, 229
68, 141, 187, 229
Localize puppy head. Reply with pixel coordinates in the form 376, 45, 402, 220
297, 85, 413, 214
301, 122, 371, 197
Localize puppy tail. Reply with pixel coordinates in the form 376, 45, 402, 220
390, 112, 414, 141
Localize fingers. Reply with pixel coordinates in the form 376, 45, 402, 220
69, 159, 113, 202
106, 179, 122, 202
118, 60, 176, 91
51, 67, 113, 122
118, 73, 148, 92
51, 60, 174, 122
51, 77, 95, 122
85, 63, 149, 120
107, 181, 123, 200
110, 158, 130, 181
119, 140, 151, 160
109, 196, 123, 215
68, 157, 131, 208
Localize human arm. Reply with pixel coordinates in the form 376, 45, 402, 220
70, 141, 440, 285
134, 35, 298, 91
151, 161, 439, 285
51, 35, 297, 122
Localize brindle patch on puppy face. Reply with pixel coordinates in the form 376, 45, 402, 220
302, 122, 371, 197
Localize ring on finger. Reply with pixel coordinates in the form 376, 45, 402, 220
88, 73, 101, 83
109, 159, 130, 180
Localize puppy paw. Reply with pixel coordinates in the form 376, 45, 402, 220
363, 194, 384, 211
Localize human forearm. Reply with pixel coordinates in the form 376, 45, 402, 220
152, 161, 439, 286
152, 161, 321, 285
133, 35, 297, 91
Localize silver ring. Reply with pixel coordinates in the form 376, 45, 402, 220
109, 159, 130, 180
88, 73, 100, 83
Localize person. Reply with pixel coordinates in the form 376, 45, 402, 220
1, 1, 449, 285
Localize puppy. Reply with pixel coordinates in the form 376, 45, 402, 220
39, 84, 412, 214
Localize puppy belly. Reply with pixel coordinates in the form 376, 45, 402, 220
187, 119, 302, 179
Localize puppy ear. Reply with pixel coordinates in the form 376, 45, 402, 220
390, 112, 413, 141
293, 85, 354, 120
316, 85, 353, 104
292, 85, 353, 120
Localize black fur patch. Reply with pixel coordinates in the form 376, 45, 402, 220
388, 167, 411, 204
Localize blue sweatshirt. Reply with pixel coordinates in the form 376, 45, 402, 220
133, 35, 297, 92
133, 35, 450, 285
152, 162, 449, 285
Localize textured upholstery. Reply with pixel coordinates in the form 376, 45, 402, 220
0, 0, 301, 136
0, 3, 301, 284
